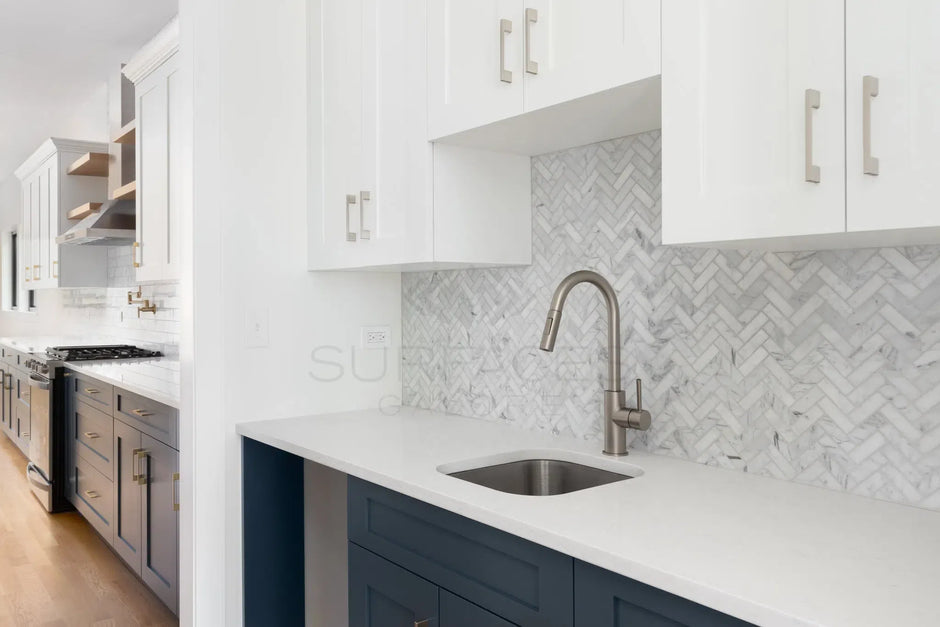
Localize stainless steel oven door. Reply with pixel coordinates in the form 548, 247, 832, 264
26, 373, 52, 511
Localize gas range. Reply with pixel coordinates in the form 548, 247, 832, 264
21, 344, 163, 377
7, 342, 162, 514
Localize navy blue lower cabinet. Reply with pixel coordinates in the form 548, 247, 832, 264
242, 437, 304, 627
349, 543, 439, 627
573, 560, 755, 626
348, 477, 574, 625
440, 591, 516, 627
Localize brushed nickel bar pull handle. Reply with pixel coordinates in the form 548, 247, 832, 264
84, 387, 100, 394
525, 8, 538, 75
359, 191, 371, 240
804, 88, 821, 183
345, 194, 357, 242
132, 408, 154, 417
84, 490, 100, 499
863, 75, 879, 175
83, 431, 100, 439
172, 472, 180, 511
499, 18, 513, 83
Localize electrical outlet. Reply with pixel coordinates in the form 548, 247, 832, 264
361, 326, 391, 349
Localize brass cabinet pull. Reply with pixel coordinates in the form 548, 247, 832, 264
3, 373, 11, 391
414, 621, 431, 627
132, 448, 149, 484
133, 241, 141, 268
52, 260, 58, 279
132, 408, 154, 417
33, 264, 39, 280
172, 472, 180, 511
84, 387, 100, 395
25, 267, 30, 283
83, 490, 100, 499
83, 431, 100, 439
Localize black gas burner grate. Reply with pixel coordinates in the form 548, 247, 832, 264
46, 345, 163, 362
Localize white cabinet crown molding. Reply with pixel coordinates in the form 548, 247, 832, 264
123, 15, 180, 85
14, 138, 109, 180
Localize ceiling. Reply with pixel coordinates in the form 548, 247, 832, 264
0, 0, 177, 182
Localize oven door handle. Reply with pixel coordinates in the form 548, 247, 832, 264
28, 374, 50, 390
26, 463, 51, 491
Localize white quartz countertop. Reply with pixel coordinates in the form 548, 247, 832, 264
0, 336, 180, 408
65, 359, 180, 408
237, 407, 940, 627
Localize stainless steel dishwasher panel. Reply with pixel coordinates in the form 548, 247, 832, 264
26, 373, 53, 511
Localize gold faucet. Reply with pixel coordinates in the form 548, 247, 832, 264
127, 286, 157, 317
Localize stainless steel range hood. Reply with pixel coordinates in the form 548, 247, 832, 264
56, 199, 136, 246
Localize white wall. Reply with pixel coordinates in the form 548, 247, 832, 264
186, 0, 402, 623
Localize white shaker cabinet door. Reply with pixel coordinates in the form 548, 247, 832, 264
310, 0, 363, 267
523, 0, 660, 113
428, 0, 525, 139
356, 0, 433, 266
846, 0, 940, 233
662, 0, 845, 246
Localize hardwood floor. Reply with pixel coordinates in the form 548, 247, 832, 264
0, 434, 177, 626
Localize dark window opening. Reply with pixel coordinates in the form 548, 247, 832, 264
10, 231, 17, 310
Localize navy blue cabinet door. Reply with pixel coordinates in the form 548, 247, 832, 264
440, 590, 516, 627
350, 543, 439, 627
574, 561, 754, 627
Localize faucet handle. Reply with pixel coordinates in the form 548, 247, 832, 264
627, 378, 651, 431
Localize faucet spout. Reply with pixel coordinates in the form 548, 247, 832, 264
539, 270, 651, 456
539, 270, 622, 391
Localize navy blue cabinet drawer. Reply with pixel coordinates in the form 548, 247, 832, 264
348, 477, 573, 626
574, 560, 755, 626
349, 543, 438, 627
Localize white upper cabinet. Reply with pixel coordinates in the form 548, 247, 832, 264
662, 0, 846, 246
309, 0, 531, 271
428, 0, 661, 149
663, 0, 940, 249
846, 0, 940, 233
124, 18, 181, 282
428, 0, 525, 140
523, 0, 661, 112
15, 139, 110, 292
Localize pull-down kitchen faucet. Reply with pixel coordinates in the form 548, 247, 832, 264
539, 270, 651, 456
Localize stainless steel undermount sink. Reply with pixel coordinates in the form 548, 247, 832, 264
445, 458, 636, 496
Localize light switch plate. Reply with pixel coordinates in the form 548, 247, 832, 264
245, 307, 270, 348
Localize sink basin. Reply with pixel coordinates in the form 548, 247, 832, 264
446, 458, 635, 496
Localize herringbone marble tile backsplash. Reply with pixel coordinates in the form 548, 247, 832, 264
402, 131, 940, 510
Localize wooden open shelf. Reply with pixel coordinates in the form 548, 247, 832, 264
113, 120, 136, 144
111, 180, 137, 201
67, 152, 109, 177
67, 202, 103, 221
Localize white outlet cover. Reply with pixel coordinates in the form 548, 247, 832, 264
361, 325, 391, 349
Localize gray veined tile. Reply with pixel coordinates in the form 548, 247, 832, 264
401, 130, 940, 511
